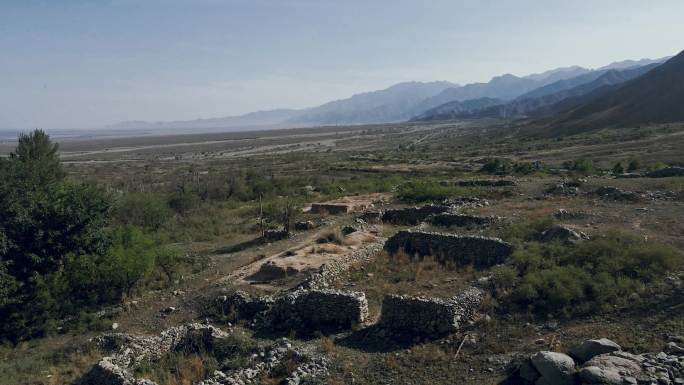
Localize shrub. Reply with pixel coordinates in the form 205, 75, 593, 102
562, 158, 595, 174
498, 232, 683, 316
114, 193, 172, 230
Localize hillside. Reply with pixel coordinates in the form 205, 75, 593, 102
410, 97, 502, 121
286, 81, 456, 125
414, 63, 661, 122
542, 49, 684, 134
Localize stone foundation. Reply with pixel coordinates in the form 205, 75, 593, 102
266, 289, 368, 332
379, 286, 484, 336
384, 230, 512, 268
429, 213, 496, 227
310, 203, 351, 215
381, 205, 451, 225
81, 324, 229, 385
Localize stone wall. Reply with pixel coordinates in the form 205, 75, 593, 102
384, 230, 512, 268
379, 286, 484, 337
81, 324, 229, 385
453, 179, 517, 187
299, 240, 384, 290
429, 213, 496, 227
310, 203, 351, 215
381, 205, 451, 225
266, 289, 368, 332
644, 166, 684, 178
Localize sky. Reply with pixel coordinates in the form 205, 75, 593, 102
1, 0, 683, 129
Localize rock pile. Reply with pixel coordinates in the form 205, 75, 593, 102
546, 180, 582, 196
358, 210, 383, 222
294, 220, 316, 231
81, 324, 230, 385
514, 337, 684, 385
429, 213, 497, 227
384, 230, 513, 268
594, 186, 646, 202
198, 338, 329, 385
264, 228, 289, 241
381, 205, 452, 225
539, 224, 589, 244
378, 286, 484, 337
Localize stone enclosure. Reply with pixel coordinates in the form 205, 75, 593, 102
379, 286, 485, 336
384, 230, 513, 268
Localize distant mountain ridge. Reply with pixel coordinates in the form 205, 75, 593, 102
107, 55, 673, 131
535, 50, 684, 135
415, 63, 661, 121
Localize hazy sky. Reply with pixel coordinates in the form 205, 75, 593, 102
1, 0, 683, 129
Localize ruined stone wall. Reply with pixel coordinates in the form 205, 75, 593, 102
379, 286, 484, 336
381, 205, 451, 225
454, 179, 517, 187
384, 230, 512, 268
299, 240, 384, 290
266, 289, 368, 332
310, 203, 351, 215
429, 213, 495, 227
82, 324, 230, 385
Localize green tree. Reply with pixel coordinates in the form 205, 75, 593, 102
627, 159, 640, 172
12, 129, 63, 179
612, 162, 624, 174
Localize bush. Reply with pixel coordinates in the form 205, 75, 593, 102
562, 159, 595, 174
114, 193, 172, 230
498, 232, 683, 316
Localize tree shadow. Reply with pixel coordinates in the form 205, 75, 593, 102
213, 237, 264, 254
334, 324, 446, 353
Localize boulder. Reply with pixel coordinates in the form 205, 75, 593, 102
579, 352, 642, 384
570, 338, 621, 363
530, 351, 576, 385
540, 225, 588, 244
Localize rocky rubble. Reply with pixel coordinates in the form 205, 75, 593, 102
81, 324, 230, 385
513, 337, 684, 385
198, 338, 329, 385
381, 205, 452, 225
429, 213, 498, 227
378, 286, 484, 337
452, 179, 517, 187
539, 224, 589, 244
593, 186, 678, 202
384, 230, 513, 268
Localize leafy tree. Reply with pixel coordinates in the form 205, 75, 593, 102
11, 129, 63, 180
627, 159, 640, 172
612, 162, 624, 174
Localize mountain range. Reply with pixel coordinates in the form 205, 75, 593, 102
536, 49, 684, 135
108, 56, 674, 132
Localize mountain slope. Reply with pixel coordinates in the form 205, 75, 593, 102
413, 63, 661, 122
107, 109, 303, 131
542, 50, 684, 134
410, 98, 503, 121
286, 81, 456, 125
